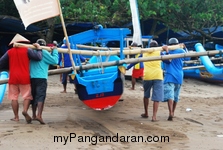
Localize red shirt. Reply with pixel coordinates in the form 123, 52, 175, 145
8, 47, 30, 84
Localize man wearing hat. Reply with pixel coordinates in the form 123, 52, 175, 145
30, 39, 58, 124
162, 38, 190, 121
0, 34, 43, 123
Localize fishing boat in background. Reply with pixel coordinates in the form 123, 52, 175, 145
183, 43, 223, 83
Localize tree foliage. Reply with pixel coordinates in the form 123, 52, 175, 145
140, 0, 223, 41
1, 0, 223, 42
60, 0, 223, 41
0, 0, 19, 17
60, 0, 131, 26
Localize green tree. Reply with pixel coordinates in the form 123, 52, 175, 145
1, 0, 223, 43
60, 0, 223, 42
139, 0, 223, 41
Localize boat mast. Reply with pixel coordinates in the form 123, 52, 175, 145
129, 0, 142, 46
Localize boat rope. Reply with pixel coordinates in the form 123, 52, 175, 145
105, 47, 111, 62
97, 50, 104, 74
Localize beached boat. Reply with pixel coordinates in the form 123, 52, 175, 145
183, 43, 223, 83
67, 27, 131, 110
68, 0, 145, 110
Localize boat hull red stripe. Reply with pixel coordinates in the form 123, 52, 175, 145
83, 95, 122, 110
74, 72, 124, 110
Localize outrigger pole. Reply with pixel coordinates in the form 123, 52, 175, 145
14, 42, 183, 56
48, 49, 223, 73
56, 0, 76, 74
183, 63, 223, 70
184, 57, 223, 64
1, 48, 223, 85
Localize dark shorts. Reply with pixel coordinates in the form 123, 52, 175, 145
31, 78, 47, 105
143, 80, 163, 102
62, 71, 73, 84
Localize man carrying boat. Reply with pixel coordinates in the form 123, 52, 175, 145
162, 38, 190, 121
126, 42, 144, 90
58, 41, 87, 93
0, 34, 42, 123
141, 40, 168, 121
30, 39, 58, 124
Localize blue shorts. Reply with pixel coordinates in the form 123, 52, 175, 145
163, 82, 181, 102
143, 80, 163, 102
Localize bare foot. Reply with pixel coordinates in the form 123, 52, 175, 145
36, 117, 45, 125
151, 116, 159, 122
167, 116, 173, 121
129, 88, 134, 90
22, 111, 32, 124
151, 119, 159, 122
141, 113, 149, 118
10, 118, 19, 122
60, 91, 67, 93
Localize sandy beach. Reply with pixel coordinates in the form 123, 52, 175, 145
0, 74, 222, 150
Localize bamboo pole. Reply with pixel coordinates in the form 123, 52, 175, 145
57, 0, 76, 74
75, 44, 183, 51
1, 49, 223, 84
0, 78, 8, 84
183, 63, 223, 70
14, 43, 184, 56
184, 57, 223, 64
14, 42, 223, 58
76, 44, 122, 51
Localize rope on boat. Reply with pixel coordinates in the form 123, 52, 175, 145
105, 47, 111, 62
97, 50, 104, 74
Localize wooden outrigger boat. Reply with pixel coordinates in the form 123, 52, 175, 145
183, 43, 223, 83
67, 27, 131, 110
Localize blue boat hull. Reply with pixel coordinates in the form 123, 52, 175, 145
184, 68, 223, 83
0, 71, 8, 104
75, 71, 124, 110
183, 43, 223, 83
